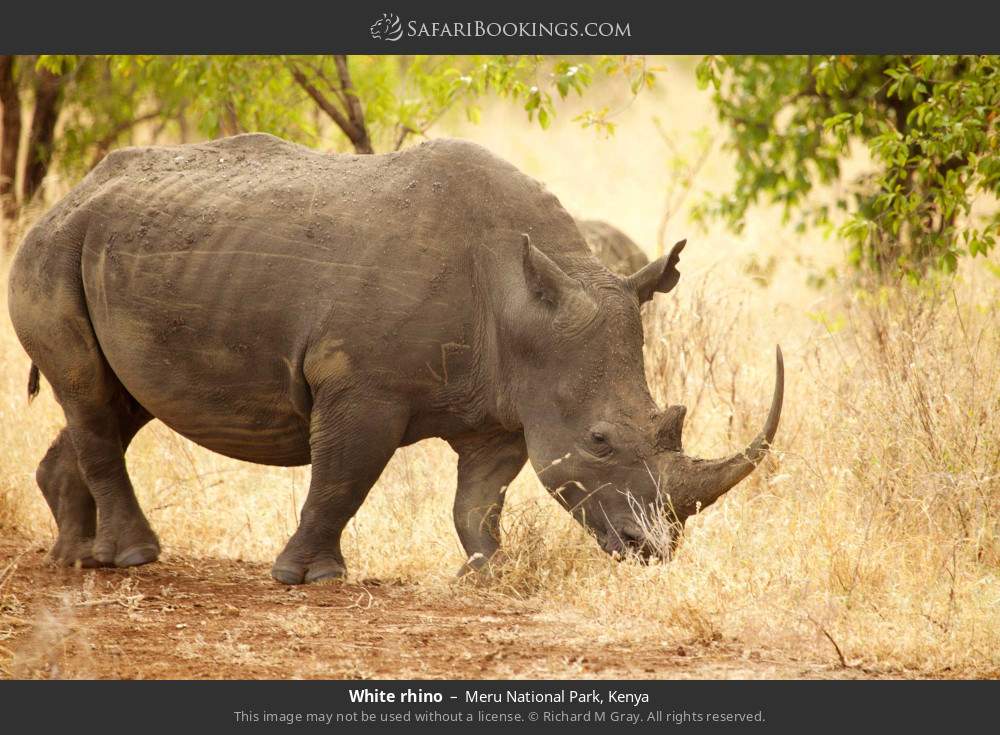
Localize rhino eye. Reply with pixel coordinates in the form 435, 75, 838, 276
587, 431, 613, 457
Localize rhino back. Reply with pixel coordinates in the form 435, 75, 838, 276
57, 135, 585, 462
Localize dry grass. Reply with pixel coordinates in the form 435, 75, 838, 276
2, 58, 998, 678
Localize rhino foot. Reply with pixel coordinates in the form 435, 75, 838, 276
49, 535, 106, 569
92, 524, 161, 568
271, 558, 346, 585
114, 543, 161, 568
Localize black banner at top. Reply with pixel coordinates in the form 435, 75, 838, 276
1, 0, 999, 53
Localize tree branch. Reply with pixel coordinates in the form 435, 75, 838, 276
289, 59, 372, 154
394, 124, 415, 151
289, 64, 357, 140
306, 59, 349, 111
89, 109, 163, 170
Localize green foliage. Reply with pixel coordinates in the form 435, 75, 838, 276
36, 55, 657, 169
35, 55, 200, 177
696, 55, 1000, 279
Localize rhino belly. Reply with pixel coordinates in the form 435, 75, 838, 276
81, 238, 315, 467
99, 322, 312, 466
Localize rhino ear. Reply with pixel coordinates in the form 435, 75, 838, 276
626, 239, 686, 303
521, 233, 579, 306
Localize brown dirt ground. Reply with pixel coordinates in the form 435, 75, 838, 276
0, 537, 880, 680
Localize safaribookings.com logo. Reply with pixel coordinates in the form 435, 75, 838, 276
370, 13, 404, 41
370, 13, 631, 41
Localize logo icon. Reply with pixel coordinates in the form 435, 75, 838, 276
370, 13, 403, 41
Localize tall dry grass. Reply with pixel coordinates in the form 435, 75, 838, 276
2, 58, 998, 676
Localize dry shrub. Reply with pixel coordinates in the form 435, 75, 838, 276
0, 557, 25, 676
534, 272, 1000, 676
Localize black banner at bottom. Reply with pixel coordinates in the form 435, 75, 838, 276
0, 679, 992, 731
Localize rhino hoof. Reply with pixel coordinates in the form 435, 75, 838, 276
49, 537, 107, 569
114, 543, 160, 568
306, 566, 346, 584
271, 560, 346, 585
271, 566, 303, 585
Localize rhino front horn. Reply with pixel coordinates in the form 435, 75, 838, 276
674, 345, 784, 512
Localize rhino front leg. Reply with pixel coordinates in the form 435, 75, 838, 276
449, 430, 527, 578
271, 394, 409, 585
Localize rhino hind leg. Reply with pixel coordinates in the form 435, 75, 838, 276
63, 395, 159, 568
271, 393, 410, 585
38, 402, 152, 568
17, 300, 158, 567
450, 430, 527, 580
37, 429, 100, 567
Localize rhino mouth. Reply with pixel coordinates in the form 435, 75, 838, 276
598, 522, 665, 562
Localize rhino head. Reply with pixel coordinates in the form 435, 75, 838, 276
501, 234, 783, 559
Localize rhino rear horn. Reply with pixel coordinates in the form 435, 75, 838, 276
655, 405, 686, 452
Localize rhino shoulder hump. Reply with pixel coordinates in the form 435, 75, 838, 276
417, 137, 514, 170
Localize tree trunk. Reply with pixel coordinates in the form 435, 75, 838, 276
0, 55, 21, 228
21, 67, 63, 204
220, 100, 241, 137
332, 55, 373, 154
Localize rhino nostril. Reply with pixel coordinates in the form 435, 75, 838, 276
619, 527, 645, 548
600, 525, 648, 557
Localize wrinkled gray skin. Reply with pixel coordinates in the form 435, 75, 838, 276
7, 134, 782, 583
575, 219, 649, 277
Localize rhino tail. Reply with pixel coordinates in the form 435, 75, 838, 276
27, 364, 40, 404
